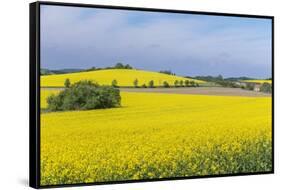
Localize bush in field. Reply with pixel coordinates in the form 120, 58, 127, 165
184, 80, 190, 87
141, 84, 147, 88
174, 80, 179, 87
133, 79, 138, 88
260, 82, 272, 93
163, 81, 170, 88
179, 80, 184, 87
112, 79, 118, 87
190, 81, 195, 87
148, 80, 154, 88
47, 80, 121, 111
216, 80, 240, 88
64, 78, 71, 88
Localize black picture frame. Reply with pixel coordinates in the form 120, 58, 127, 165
30, 1, 274, 189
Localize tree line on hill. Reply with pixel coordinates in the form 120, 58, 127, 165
159, 70, 176, 75
193, 75, 255, 83
85, 63, 133, 71
41, 63, 133, 75
193, 75, 272, 93
41, 65, 271, 93
111, 78, 199, 88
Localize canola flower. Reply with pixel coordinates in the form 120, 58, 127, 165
40, 91, 272, 185
41, 69, 204, 87
242, 80, 272, 84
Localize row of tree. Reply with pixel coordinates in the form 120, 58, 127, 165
86, 63, 133, 71
111, 79, 199, 88
193, 75, 272, 93
193, 75, 242, 88
159, 70, 176, 75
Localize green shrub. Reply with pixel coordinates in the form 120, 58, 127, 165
46, 94, 64, 111
111, 79, 118, 87
148, 80, 154, 88
260, 82, 272, 93
179, 80, 184, 87
190, 81, 195, 87
133, 79, 138, 88
163, 81, 170, 88
141, 84, 147, 88
47, 80, 121, 111
184, 80, 190, 87
174, 80, 179, 87
64, 78, 71, 88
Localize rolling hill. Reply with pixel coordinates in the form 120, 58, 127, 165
41, 69, 204, 87
41, 68, 83, 75
242, 80, 272, 84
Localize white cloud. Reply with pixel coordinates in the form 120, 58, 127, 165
40, 5, 272, 78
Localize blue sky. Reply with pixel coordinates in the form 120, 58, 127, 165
40, 5, 272, 78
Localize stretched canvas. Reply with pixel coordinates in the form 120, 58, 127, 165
30, 1, 274, 188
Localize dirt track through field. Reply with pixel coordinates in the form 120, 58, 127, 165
120, 87, 271, 97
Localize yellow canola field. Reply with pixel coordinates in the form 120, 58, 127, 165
40, 89, 60, 109
41, 69, 204, 87
40, 91, 272, 185
243, 80, 272, 84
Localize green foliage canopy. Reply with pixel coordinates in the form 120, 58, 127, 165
47, 80, 121, 111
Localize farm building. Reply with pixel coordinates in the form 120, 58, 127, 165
239, 82, 262, 92
253, 83, 262, 92
238, 81, 262, 92
234, 81, 247, 87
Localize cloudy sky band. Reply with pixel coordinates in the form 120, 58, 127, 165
40, 5, 272, 78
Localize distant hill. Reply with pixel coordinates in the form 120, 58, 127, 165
225, 77, 255, 81
41, 69, 205, 87
193, 75, 257, 82
40, 69, 54, 75
41, 68, 83, 75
